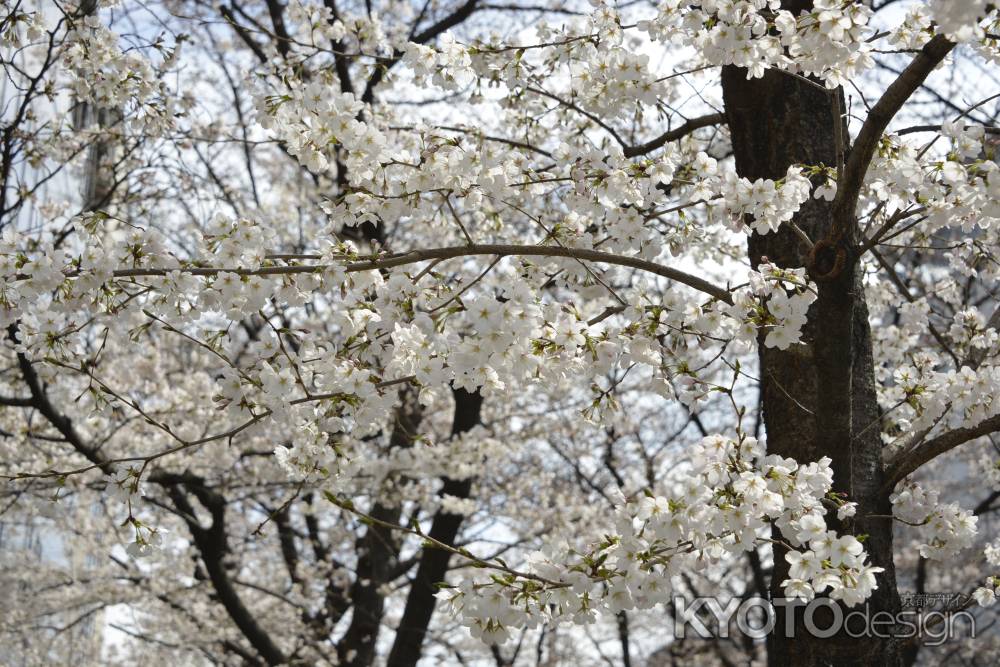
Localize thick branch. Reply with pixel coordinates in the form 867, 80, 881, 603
6, 324, 111, 472
156, 474, 288, 666
220, 5, 269, 64
834, 35, 954, 224
622, 113, 726, 158
885, 414, 1000, 489
76, 243, 734, 304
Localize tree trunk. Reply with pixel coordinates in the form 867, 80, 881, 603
721, 63, 902, 666
338, 389, 424, 666
387, 387, 484, 667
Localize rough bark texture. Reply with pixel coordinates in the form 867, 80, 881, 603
721, 63, 901, 667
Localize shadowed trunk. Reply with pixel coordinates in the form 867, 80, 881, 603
338, 389, 424, 666
387, 387, 484, 667
721, 61, 902, 667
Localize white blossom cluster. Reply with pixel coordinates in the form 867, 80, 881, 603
976, 451, 1000, 491
973, 538, 1000, 608
255, 78, 381, 174
0, 213, 829, 489
729, 262, 817, 351
3, 0, 1000, 655
63, 16, 176, 134
889, 1, 998, 55
436, 434, 882, 644
406, 0, 999, 95
927, 0, 992, 43
714, 165, 813, 235
888, 363, 1000, 433
890, 481, 978, 560
103, 465, 166, 558
865, 129, 1000, 232
0, 1, 47, 48
638, 0, 873, 86
405, 35, 475, 91
973, 580, 999, 607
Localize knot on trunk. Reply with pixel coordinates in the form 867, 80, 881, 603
808, 238, 848, 281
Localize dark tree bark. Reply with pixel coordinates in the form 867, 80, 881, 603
160, 476, 289, 666
338, 390, 424, 666
387, 387, 484, 667
721, 62, 902, 666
